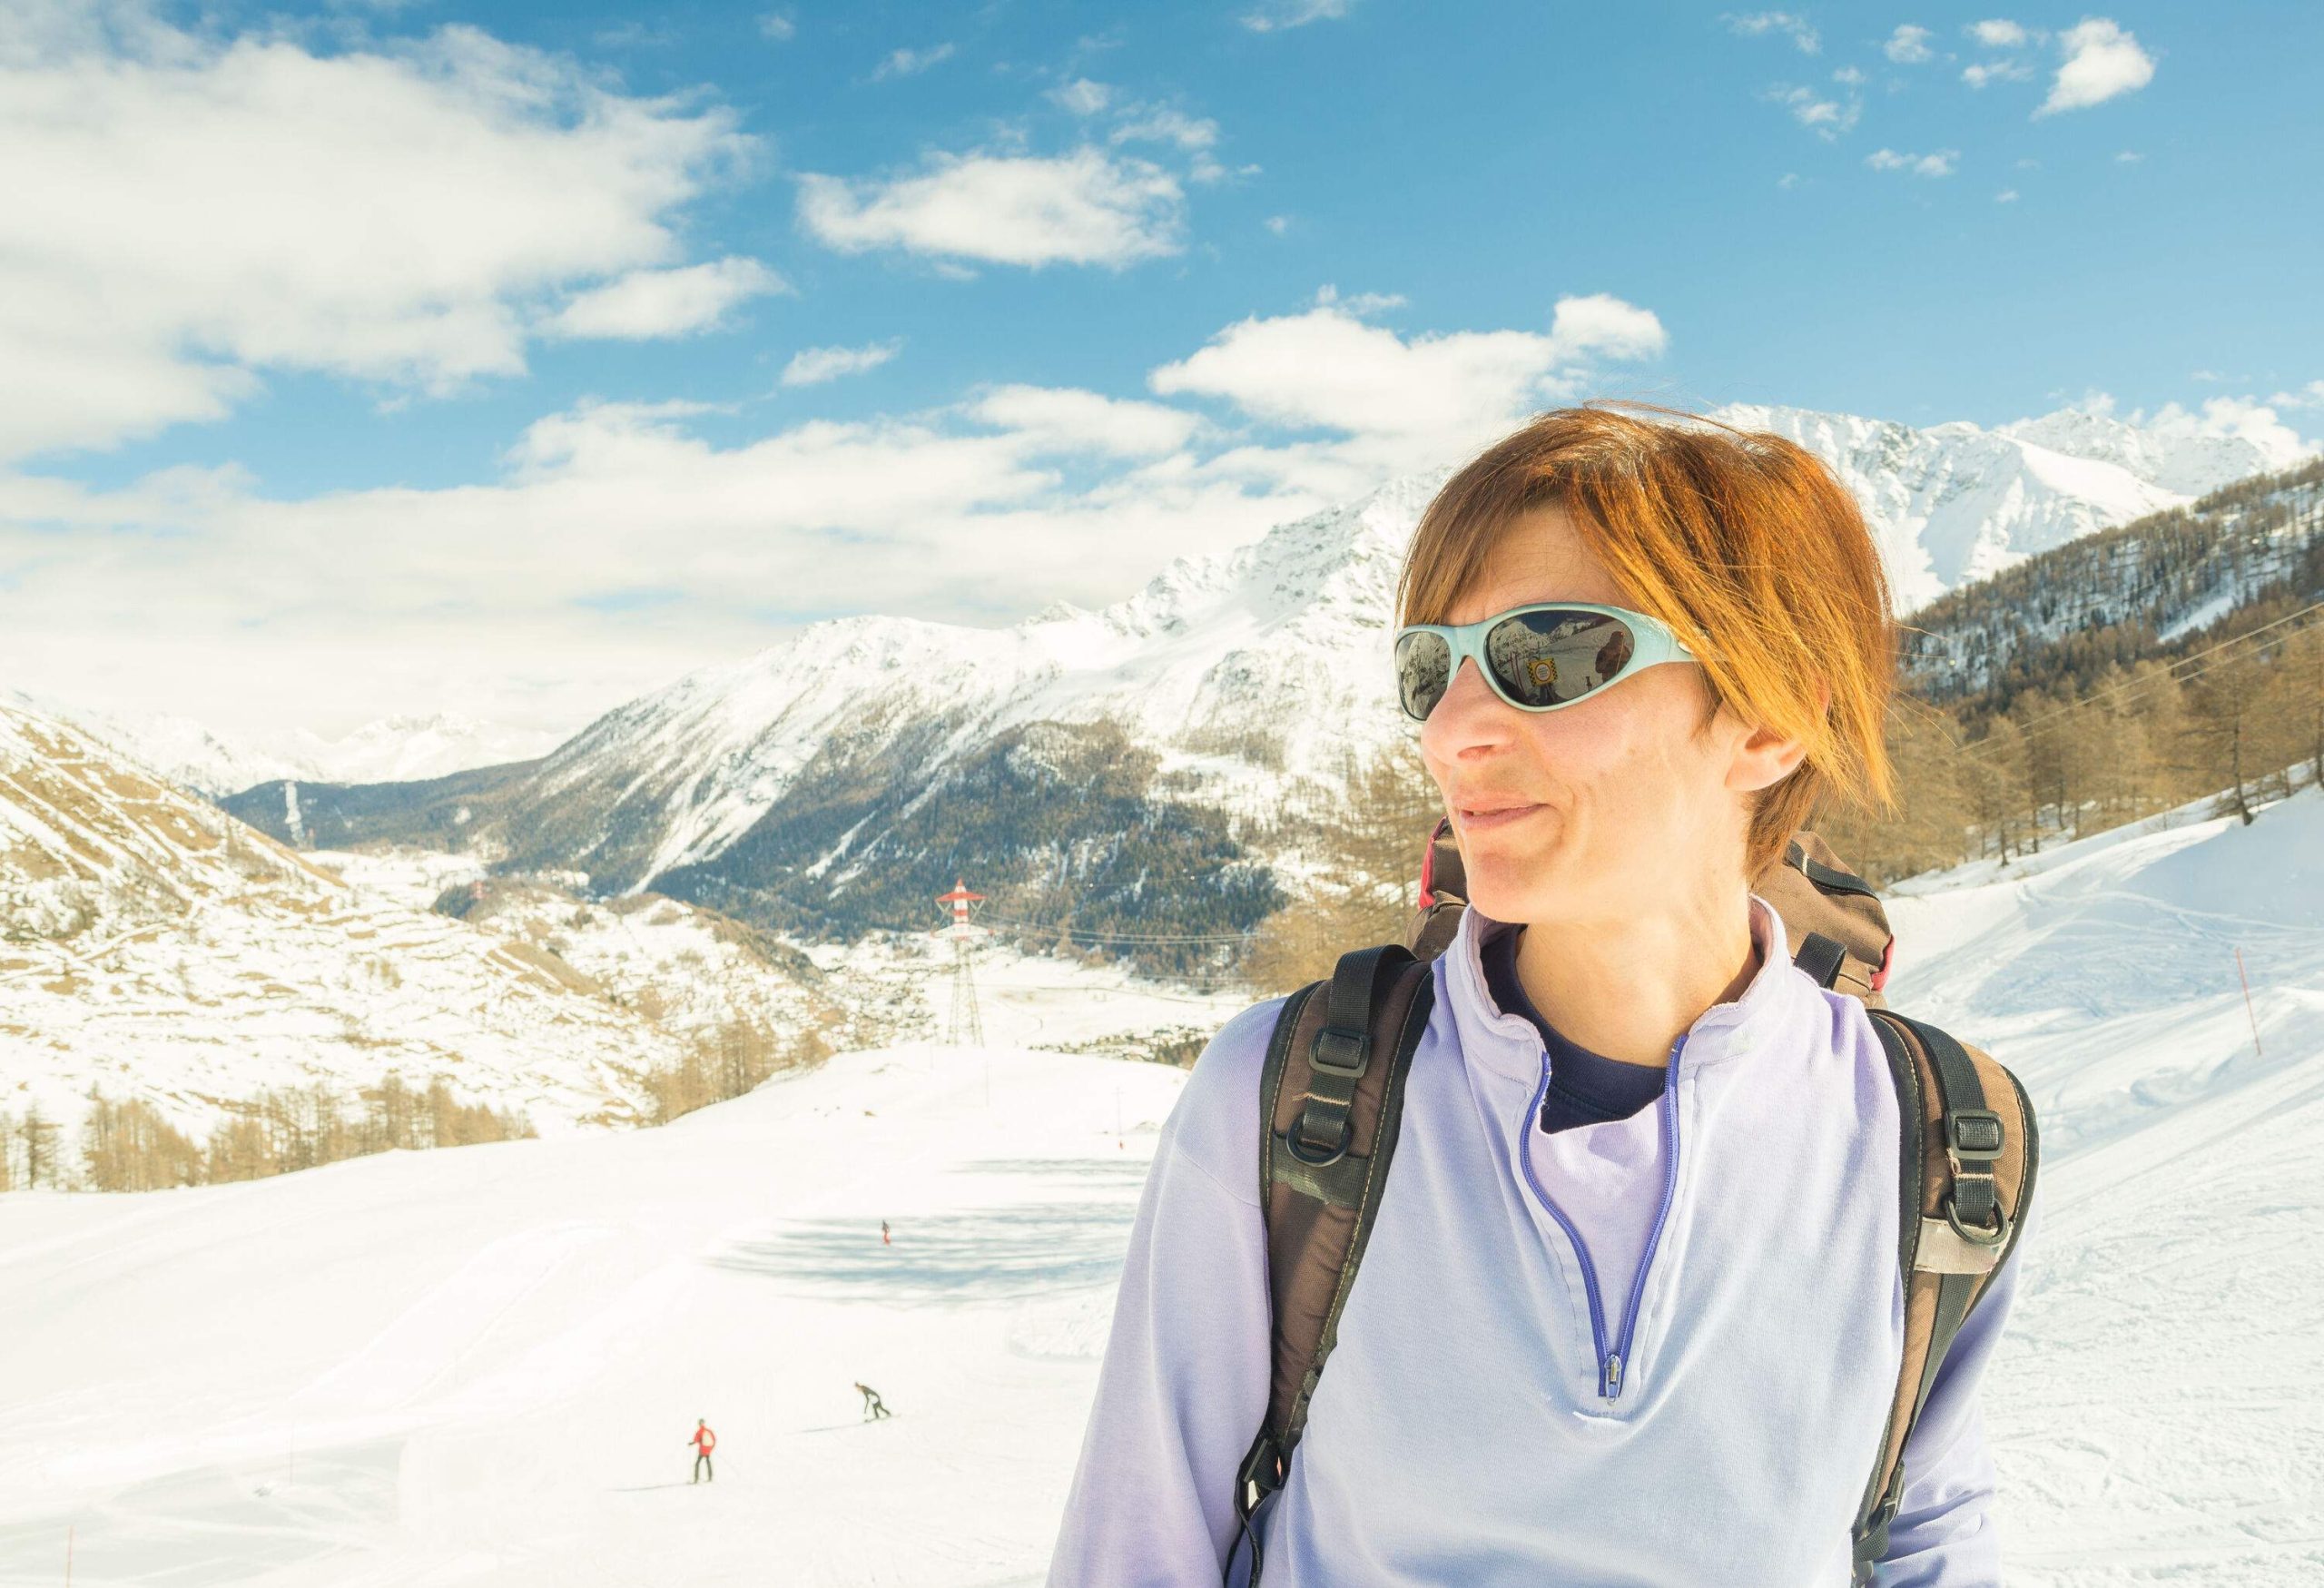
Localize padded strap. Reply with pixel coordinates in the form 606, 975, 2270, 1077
1851, 1011, 2036, 1582
1235, 948, 1433, 1586
1888, 1012, 2006, 1238
1794, 931, 1849, 989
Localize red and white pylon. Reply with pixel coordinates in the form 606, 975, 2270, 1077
933, 879, 987, 1046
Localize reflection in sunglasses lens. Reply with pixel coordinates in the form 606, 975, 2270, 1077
1395, 630, 1453, 720
1486, 611, 1634, 707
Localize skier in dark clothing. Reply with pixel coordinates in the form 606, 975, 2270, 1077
854, 1382, 891, 1420
690, 1418, 716, 1482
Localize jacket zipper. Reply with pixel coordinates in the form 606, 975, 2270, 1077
1517, 1034, 1687, 1400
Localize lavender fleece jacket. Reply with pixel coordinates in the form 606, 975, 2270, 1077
1049, 895, 2035, 1587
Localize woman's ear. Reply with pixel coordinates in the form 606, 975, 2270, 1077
1724, 690, 1822, 795
1726, 719, 1813, 794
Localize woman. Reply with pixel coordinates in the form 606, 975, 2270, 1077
1049, 407, 2036, 1584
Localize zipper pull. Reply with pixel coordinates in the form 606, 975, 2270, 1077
1601, 1353, 1623, 1399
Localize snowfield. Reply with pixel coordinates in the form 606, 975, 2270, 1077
2, 786, 2319, 1585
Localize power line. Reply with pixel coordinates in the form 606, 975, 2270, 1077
854, 911, 1261, 946
1955, 597, 2322, 738
1901, 598, 2323, 775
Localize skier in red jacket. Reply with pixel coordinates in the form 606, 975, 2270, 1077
689, 1418, 716, 1483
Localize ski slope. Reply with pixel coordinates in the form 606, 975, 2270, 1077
2, 787, 2319, 1585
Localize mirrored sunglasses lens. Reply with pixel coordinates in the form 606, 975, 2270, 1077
1484, 610, 1636, 707
1394, 630, 1453, 719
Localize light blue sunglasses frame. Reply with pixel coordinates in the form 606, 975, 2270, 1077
1393, 601, 1699, 721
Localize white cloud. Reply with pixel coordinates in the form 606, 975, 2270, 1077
1724, 12, 1820, 54
1995, 188, 2020, 202
1962, 58, 2034, 87
780, 339, 904, 387
1970, 19, 2029, 47
1050, 77, 1113, 115
797, 148, 1184, 269
2268, 380, 2324, 410
547, 258, 786, 340
0, 393, 1322, 739
1866, 148, 1959, 177
1264, 214, 1291, 235
1241, 0, 1351, 33
2149, 396, 2313, 459
2115, 149, 2143, 163
2056, 390, 2317, 461
1110, 105, 1231, 182
1147, 292, 1666, 469
0, 12, 753, 463
872, 43, 955, 81
2038, 18, 2155, 115
1315, 285, 1407, 315
965, 385, 1199, 457
1833, 65, 1867, 86
759, 13, 796, 42
1885, 25, 1935, 64
1766, 83, 1862, 138
1112, 107, 1219, 152
0, 290, 1684, 738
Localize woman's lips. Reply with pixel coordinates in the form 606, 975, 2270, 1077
1457, 803, 1544, 833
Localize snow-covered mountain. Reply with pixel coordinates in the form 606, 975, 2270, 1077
215, 399, 2306, 956
1724, 404, 2187, 608
3, 695, 557, 798
1999, 400, 2312, 499
0, 702, 844, 1142
282, 713, 561, 787
1902, 458, 2322, 701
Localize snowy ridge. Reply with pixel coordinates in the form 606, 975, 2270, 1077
524, 469, 1443, 885
5, 693, 558, 798
1718, 404, 2191, 609
0, 703, 833, 1139
1999, 402, 2314, 499
1897, 459, 2323, 701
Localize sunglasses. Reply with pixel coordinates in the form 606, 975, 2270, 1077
1393, 601, 1698, 721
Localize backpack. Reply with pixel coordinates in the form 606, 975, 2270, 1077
1230, 822, 2038, 1586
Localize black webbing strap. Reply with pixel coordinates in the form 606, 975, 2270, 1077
1785, 839, 1878, 898
1794, 931, 1849, 990
1286, 945, 1409, 1161
1887, 1012, 2006, 1238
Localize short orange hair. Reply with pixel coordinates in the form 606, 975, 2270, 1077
1396, 404, 1897, 880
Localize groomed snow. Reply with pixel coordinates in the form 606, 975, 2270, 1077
2, 787, 2319, 1584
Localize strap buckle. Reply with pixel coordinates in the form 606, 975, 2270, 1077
1284, 1112, 1352, 1167
1945, 1108, 2004, 1167
1309, 1025, 1370, 1077
1236, 1432, 1285, 1519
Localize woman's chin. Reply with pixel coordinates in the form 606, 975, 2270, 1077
1461, 850, 1559, 922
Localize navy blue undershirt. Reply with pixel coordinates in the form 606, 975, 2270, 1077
1482, 927, 1669, 1135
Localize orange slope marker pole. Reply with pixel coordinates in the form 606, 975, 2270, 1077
2235, 946, 2263, 1058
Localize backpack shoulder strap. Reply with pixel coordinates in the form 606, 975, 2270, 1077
1230, 943, 1434, 1584
1851, 1009, 2041, 1582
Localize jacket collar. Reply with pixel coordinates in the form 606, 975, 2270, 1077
1442, 891, 1805, 1085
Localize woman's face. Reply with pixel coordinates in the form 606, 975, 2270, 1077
1415, 506, 1779, 928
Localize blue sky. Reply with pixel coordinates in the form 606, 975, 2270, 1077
3, 0, 2318, 739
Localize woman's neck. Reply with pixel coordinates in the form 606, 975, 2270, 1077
1507, 890, 1762, 1070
